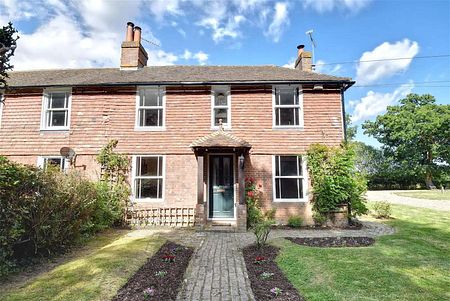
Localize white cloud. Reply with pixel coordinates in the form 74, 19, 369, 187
356, 39, 419, 84
303, 0, 372, 13
198, 15, 245, 43
315, 59, 342, 74
350, 82, 414, 123
265, 2, 289, 43
193, 51, 208, 65
147, 0, 182, 20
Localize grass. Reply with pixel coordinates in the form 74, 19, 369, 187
394, 190, 450, 200
276, 205, 450, 301
0, 230, 165, 301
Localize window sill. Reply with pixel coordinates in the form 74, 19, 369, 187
273, 199, 308, 203
134, 127, 166, 132
211, 126, 232, 131
133, 198, 165, 203
40, 127, 70, 132
272, 126, 304, 130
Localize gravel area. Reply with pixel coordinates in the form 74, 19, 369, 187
366, 190, 450, 211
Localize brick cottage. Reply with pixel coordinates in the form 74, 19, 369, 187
0, 23, 354, 230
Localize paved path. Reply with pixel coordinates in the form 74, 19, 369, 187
177, 232, 255, 301
176, 221, 394, 300
366, 190, 450, 212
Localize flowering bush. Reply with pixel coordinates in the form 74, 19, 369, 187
245, 177, 263, 228
270, 287, 282, 296
143, 287, 155, 299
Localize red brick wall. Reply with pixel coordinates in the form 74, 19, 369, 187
1, 85, 343, 224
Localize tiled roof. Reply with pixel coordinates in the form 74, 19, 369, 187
190, 129, 252, 149
7, 65, 353, 88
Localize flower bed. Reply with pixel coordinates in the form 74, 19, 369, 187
243, 245, 304, 301
286, 236, 375, 247
112, 241, 193, 301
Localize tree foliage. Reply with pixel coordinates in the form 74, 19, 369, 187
362, 94, 450, 188
0, 22, 19, 90
307, 143, 368, 217
345, 113, 357, 141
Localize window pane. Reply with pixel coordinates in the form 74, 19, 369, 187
280, 156, 298, 176
51, 110, 66, 127
298, 157, 303, 176
139, 157, 158, 176
275, 178, 281, 198
50, 93, 66, 108
158, 179, 163, 198
140, 109, 159, 126
214, 108, 227, 125
45, 158, 62, 170
143, 89, 159, 106
275, 156, 280, 176
278, 108, 297, 126
280, 178, 299, 198
279, 90, 295, 105
215, 92, 227, 106
158, 157, 163, 177
138, 179, 159, 198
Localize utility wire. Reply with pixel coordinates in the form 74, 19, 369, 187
316, 54, 450, 66
352, 80, 450, 87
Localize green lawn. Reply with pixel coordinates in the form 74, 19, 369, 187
0, 230, 164, 301
276, 205, 450, 301
394, 190, 450, 200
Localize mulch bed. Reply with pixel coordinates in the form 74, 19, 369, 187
243, 244, 305, 301
112, 241, 193, 301
286, 236, 375, 247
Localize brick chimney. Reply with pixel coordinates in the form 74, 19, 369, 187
294, 44, 312, 72
120, 22, 148, 69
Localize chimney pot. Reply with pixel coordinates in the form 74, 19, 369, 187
126, 22, 134, 42
134, 26, 142, 42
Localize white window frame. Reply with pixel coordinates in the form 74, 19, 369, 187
272, 85, 304, 129
272, 155, 308, 202
37, 156, 68, 172
211, 85, 231, 130
135, 86, 166, 131
40, 88, 72, 131
131, 155, 165, 202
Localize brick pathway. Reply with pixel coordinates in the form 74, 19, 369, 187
366, 190, 450, 211
175, 220, 394, 300
177, 232, 255, 301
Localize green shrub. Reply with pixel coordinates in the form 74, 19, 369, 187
312, 212, 327, 226
0, 155, 128, 277
307, 143, 368, 218
254, 219, 275, 248
372, 201, 392, 219
287, 215, 303, 228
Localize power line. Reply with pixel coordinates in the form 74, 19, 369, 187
316, 54, 450, 66
352, 80, 450, 87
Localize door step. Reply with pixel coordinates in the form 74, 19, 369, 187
202, 222, 237, 232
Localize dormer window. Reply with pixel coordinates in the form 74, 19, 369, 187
273, 85, 303, 128
40, 88, 71, 130
136, 86, 165, 130
211, 86, 231, 129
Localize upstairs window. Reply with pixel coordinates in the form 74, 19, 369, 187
133, 155, 165, 201
136, 87, 165, 129
273, 155, 306, 202
41, 89, 71, 130
273, 85, 303, 128
37, 156, 66, 172
211, 86, 231, 129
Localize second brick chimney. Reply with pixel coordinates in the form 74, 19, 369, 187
120, 22, 148, 69
294, 44, 312, 72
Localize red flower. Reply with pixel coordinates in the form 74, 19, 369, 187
255, 256, 265, 261
247, 191, 254, 197
258, 184, 262, 188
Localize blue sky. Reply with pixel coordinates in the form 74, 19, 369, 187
1, 0, 449, 146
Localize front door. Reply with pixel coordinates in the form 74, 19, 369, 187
209, 155, 234, 218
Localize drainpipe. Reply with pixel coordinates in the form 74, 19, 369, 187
341, 84, 352, 223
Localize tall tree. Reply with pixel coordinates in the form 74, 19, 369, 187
0, 22, 19, 91
363, 93, 450, 188
345, 113, 357, 141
